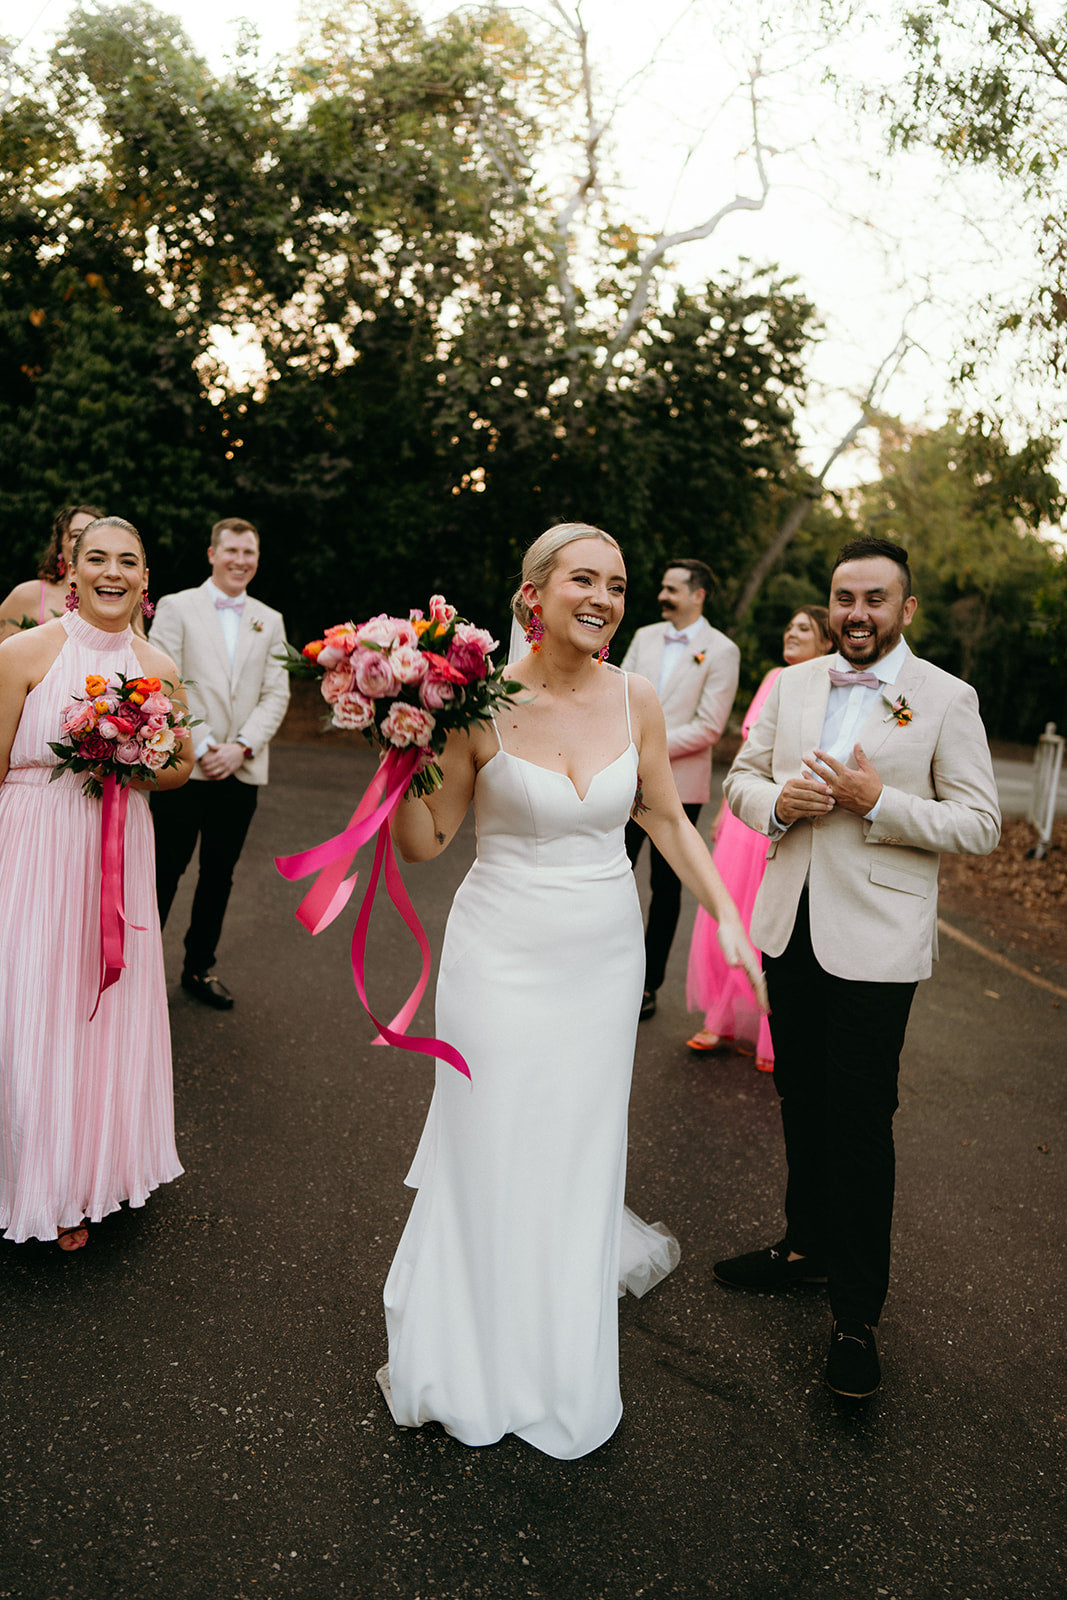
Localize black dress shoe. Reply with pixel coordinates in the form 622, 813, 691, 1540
826, 1319, 880, 1398
713, 1238, 828, 1290
639, 989, 657, 1020
181, 970, 234, 1010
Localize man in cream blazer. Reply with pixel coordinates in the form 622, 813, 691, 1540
622, 558, 740, 1016
149, 517, 289, 1008
719, 537, 1000, 1398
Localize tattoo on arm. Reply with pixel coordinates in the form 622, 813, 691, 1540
435, 830, 446, 846
631, 774, 648, 820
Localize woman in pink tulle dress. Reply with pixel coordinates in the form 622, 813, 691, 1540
685, 606, 831, 1071
0, 518, 193, 1250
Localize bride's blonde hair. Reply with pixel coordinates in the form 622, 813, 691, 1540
510, 523, 623, 628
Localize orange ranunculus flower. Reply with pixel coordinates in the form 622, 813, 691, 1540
128, 691, 146, 706
93, 698, 110, 714
411, 618, 436, 637
85, 674, 108, 696
142, 677, 161, 693
302, 639, 326, 661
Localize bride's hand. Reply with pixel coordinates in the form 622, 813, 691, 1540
717, 920, 770, 1014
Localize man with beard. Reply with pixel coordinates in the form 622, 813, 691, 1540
717, 537, 999, 1397
622, 559, 740, 1019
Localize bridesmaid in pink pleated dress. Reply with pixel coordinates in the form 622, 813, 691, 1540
0, 518, 193, 1249
685, 606, 831, 1071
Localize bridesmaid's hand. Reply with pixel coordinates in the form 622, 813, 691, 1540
717, 920, 770, 1014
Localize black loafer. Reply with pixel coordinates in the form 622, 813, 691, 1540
826, 1319, 880, 1398
713, 1238, 828, 1290
181, 970, 234, 1010
639, 989, 657, 1020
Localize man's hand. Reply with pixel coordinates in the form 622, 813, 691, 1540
775, 772, 836, 826
805, 744, 883, 816
199, 742, 246, 781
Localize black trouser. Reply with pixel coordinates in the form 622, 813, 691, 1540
152, 777, 259, 976
625, 802, 703, 994
764, 888, 917, 1326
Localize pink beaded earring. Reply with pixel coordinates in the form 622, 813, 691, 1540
595, 641, 610, 665
63, 583, 79, 613
525, 604, 544, 653
140, 593, 154, 620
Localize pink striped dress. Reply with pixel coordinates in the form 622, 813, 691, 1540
0, 612, 182, 1242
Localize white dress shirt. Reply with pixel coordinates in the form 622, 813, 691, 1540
194, 581, 248, 760
657, 618, 703, 695
772, 636, 911, 831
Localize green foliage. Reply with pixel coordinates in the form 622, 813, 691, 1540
855, 415, 1067, 739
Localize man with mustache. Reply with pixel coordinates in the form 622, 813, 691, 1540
718, 537, 1000, 1397
622, 559, 740, 1019
149, 517, 289, 1009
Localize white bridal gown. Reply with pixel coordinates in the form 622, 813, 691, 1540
383, 674, 679, 1459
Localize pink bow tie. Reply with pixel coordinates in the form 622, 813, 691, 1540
828, 667, 880, 690
215, 595, 245, 612
664, 630, 689, 644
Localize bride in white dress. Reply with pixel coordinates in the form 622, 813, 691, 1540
383, 524, 766, 1459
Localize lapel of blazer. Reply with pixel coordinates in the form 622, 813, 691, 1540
197, 583, 234, 688
856, 654, 926, 764
230, 596, 259, 686
799, 659, 831, 757
659, 618, 711, 708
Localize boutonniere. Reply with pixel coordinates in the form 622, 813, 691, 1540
692, 651, 705, 665
250, 618, 263, 633
885, 694, 913, 726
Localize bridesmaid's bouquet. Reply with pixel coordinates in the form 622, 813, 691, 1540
49, 671, 194, 799
278, 593, 520, 798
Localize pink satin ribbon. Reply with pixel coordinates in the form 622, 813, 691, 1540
274, 749, 471, 1080
91, 775, 144, 1020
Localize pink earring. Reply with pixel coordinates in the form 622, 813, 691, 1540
595, 641, 610, 665
525, 605, 544, 653
63, 584, 79, 612
55, 554, 67, 579
140, 594, 154, 620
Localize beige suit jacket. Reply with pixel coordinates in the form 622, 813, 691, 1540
149, 581, 290, 786
723, 649, 1001, 982
621, 617, 740, 803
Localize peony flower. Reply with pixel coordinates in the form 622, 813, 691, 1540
320, 665, 355, 705
145, 727, 177, 755
331, 690, 376, 732
428, 594, 457, 625
62, 700, 98, 735
381, 702, 435, 749
448, 627, 496, 682
317, 645, 346, 669
355, 614, 418, 652
96, 717, 122, 740
142, 745, 171, 770
139, 692, 171, 718
322, 623, 360, 655
419, 677, 456, 711
390, 644, 429, 686
114, 739, 143, 765
353, 649, 400, 699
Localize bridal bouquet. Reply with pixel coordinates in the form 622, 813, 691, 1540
276, 595, 520, 1080
279, 594, 519, 797
49, 671, 194, 799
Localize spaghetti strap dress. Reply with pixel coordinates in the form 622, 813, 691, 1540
383, 672, 679, 1458
0, 612, 182, 1242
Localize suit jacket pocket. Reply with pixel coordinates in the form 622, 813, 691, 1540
868, 857, 932, 898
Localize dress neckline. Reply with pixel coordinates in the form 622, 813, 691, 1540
487, 742, 636, 804
63, 612, 135, 653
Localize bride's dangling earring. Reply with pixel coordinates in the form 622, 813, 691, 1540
595, 641, 610, 665
525, 604, 545, 653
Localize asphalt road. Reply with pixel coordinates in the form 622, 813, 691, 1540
2, 744, 1063, 1600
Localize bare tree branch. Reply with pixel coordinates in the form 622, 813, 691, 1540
977, 0, 1067, 91
602, 60, 771, 361
732, 325, 914, 622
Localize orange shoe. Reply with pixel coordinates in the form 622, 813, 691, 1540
756, 1056, 774, 1073
686, 1030, 727, 1051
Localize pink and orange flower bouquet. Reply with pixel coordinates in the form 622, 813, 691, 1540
275, 596, 521, 1079
49, 671, 196, 1017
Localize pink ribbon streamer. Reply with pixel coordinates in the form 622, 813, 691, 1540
90, 774, 144, 1020
274, 749, 471, 1080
